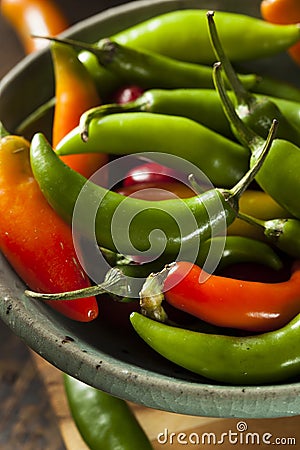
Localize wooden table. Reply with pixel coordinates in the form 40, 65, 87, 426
1, 2, 300, 448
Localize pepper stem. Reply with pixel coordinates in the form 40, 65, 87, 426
25, 267, 131, 301
237, 212, 266, 229
207, 11, 252, 106
79, 98, 148, 142
225, 116, 278, 202
139, 265, 171, 322
0, 122, 10, 138
212, 61, 264, 150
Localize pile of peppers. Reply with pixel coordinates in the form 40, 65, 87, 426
1, 3, 300, 396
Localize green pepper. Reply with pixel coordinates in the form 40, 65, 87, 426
239, 213, 300, 260
57, 111, 248, 188
109, 9, 300, 64
196, 235, 283, 272
130, 311, 300, 385
64, 374, 153, 450
207, 11, 300, 147
45, 36, 258, 93
30, 125, 273, 266
213, 62, 300, 220
79, 88, 300, 143
25, 234, 283, 304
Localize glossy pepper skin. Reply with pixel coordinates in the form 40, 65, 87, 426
1, 0, 68, 54
51, 42, 108, 178
261, 0, 300, 66
109, 9, 300, 64
64, 374, 153, 450
57, 112, 249, 188
213, 62, 300, 220
0, 126, 98, 322
47, 36, 258, 93
155, 261, 300, 332
239, 213, 300, 260
30, 127, 272, 261
207, 11, 300, 147
130, 311, 300, 385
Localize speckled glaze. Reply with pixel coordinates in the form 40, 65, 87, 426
0, 0, 300, 418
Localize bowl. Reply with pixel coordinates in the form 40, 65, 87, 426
1, 0, 300, 419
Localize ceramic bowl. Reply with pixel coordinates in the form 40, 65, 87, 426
0, 0, 300, 418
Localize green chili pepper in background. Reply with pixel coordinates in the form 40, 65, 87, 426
43, 36, 258, 92
25, 234, 283, 304
109, 9, 300, 64
80, 88, 300, 143
207, 11, 300, 147
239, 213, 300, 260
30, 124, 274, 261
64, 374, 153, 450
130, 311, 300, 385
196, 235, 283, 272
213, 62, 300, 220
56, 112, 249, 188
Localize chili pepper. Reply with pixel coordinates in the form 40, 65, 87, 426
112, 85, 144, 104
64, 374, 153, 450
0, 125, 98, 322
56, 111, 249, 188
261, 0, 300, 66
207, 11, 300, 147
42, 36, 259, 94
79, 88, 300, 143
116, 181, 194, 200
25, 234, 282, 306
239, 212, 300, 259
1, 0, 68, 54
227, 189, 291, 240
50, 41, 108, 178
196, 235, 282, 272
123, 162, 187, 187
213, 61, 300, 220
130, 311, 300, 385
139, 259, 300, 332
29, 123, 274, 263
109, 9, 300, 64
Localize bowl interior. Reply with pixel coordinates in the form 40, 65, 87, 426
1, 0, 300, 418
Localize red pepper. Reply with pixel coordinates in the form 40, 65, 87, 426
51, 42, 108, 178
123, 162, 185, 187
260, 0, 300, 65
1, 0, 69, 54
162, 260, 300, 332
116, 181, 195, 200
112, 85, 144, 104
0, 127, 98, 322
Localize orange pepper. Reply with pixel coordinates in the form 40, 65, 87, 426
163, 260, 300, 332
260, 0, 300, 65
0, 127, 98, 321
1, 0, 69, 53
51, 41, 108, 178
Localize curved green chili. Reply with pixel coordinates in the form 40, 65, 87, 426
44, 36, 258, 93
64, 374, 153, 450
213, 61, 300, 219
207, 11, 300, 147
80, 88, 300, 143
130, 311, 300, 385
109, 9, 300, 64
30, 125, 273, 262
239, 213, 300, 260
57, 112, 249, 188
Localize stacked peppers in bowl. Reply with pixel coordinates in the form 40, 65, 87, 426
1, 2, 300, 394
